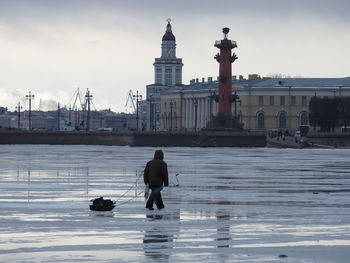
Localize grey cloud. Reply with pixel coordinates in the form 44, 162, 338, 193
1, 0, 349, 22
41, 99, 58, 111
0, 0, 349, 112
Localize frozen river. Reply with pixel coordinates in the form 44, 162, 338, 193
0, 145, 350, 263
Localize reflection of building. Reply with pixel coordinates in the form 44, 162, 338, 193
144, 19, 184, 131
143, 210, 180, 261
159, 76, 350, 132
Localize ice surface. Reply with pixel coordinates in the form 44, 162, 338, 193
0, 145, 350, 262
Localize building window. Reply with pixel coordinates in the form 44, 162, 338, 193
300, 111, 309, 125
269, 96, 274, 106
302, 96, 307, 106
258, 96, 264, 106
280, 96, 285, 106
164, 102, 167, 109
165, 68, 172, 85
257, 111, 265, 129
176, 68, 182, 85
291, 96, 296, 106
278, 111, 287, 128
155, 68, 162, 84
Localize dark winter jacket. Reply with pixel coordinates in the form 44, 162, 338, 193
144, 150, 169, 187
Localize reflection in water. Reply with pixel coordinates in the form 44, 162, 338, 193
90, 210, 114, 218
216, 209, 232, 262
1, 146, 350, 262
85, 167, 89, 201
216, 209, 232, 247
27, 168, 30, 203
9, 165, 149, 207
143, 210, 180, 262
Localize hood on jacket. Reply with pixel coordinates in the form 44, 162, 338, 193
154, 150, 164, 160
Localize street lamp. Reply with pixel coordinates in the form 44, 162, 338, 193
15, 102, 22, 129
57, 103, 60, 131
149, 95, 157, 131
133, 90, 142, 131
85, 89, 93, 131
75, 106, 79, 130
25, 91, 34, 130
231, 91, 241, 117
68, 105, 72, 127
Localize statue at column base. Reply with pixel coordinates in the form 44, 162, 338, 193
205, 112, 244, 131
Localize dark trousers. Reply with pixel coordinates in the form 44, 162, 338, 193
146, 186, 164, 209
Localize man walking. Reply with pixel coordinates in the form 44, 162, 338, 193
144, 150, 169, 210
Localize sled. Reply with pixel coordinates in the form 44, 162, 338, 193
90, 197, 115, 211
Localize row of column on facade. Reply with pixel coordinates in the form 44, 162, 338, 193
161, 97, 309, 131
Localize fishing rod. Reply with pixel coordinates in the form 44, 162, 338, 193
113, 171, 143, 203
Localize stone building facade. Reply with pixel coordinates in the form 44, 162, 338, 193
160, 77, 350, 132
143, 19, 183, 131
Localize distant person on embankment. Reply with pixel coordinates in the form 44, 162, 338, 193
144, 150, 169, 210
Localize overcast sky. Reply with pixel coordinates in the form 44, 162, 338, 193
1, 0, 349, 112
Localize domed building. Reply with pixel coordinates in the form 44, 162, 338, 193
142, 19, 184, 131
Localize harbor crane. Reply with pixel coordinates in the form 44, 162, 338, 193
65, 88, 97, 111
65, 88, 85, 110
125, 90, 137, 113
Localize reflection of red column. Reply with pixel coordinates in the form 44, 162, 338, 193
216, 210, 231, 248
214, 28, 238, 114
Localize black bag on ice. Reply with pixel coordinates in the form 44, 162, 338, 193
90, 197, 115, 211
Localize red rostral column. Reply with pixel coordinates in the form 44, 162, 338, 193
214, 27, 238, 113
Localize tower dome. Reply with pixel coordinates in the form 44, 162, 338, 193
154, 19, 183, 87
162, 21, 176, 41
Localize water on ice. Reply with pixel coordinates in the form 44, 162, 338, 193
0, 145, 350, 262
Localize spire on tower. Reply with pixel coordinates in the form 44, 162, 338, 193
162, 18, 175, 41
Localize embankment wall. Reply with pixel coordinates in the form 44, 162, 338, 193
307, 133, 350, 147
0, 131, 266, 147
